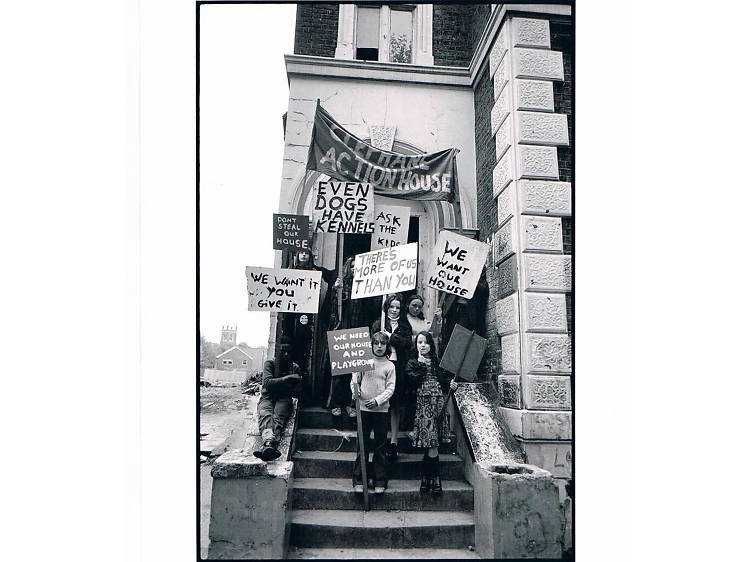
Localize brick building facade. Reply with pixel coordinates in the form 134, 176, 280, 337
271, 4, 574, 554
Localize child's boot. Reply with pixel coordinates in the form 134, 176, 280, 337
430, 455, 443, 496
419, 452, 431, 494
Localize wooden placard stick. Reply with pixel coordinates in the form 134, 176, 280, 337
353, 373, 369, 510
335, 232, 344, 329
380, 295, 386, 332
437, 329, 475, 421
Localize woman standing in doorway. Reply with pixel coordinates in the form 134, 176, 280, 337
371, 294, 412, 463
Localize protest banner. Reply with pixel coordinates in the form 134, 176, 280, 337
426, 230, 490, 299
245, 266, 322, 313
327, 328, 375, 376
369, 204, 410, 250
307, 102, 459, 202
351, 242, 418, 300
272, 213, 310, 251
312, 180, 374, 234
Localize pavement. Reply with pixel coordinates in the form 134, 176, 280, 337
200, 385, 258, 559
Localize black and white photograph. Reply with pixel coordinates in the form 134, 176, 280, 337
199, 2, 574, 558
10, 0, 750, 561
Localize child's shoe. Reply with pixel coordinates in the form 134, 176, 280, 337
346, 406, 357, 418
331, 407, 342, 417
386, 443, 398, 463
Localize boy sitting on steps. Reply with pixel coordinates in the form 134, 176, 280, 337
253, 337, 302, 462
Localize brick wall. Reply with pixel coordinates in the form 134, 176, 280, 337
294, 4, 339, 58
551, 20, 574, 334
433, 4, 472, 66
473, 65, 499, 379
469, 4, 492, 57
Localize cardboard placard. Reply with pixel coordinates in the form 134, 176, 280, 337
370, 204, 410, 250
312, 180, 374, 234
439, 324, 487, 382
426, 230, 490, 299
272, 213, 310, 251
327, 328, 375, 376
245, 267, 322, 313
351, 242, 418, 300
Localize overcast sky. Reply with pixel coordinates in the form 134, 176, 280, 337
199, 3, 297, 347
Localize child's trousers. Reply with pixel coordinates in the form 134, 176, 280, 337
326, 373, 353, 409
353, 410, 389, 485
257, 396, 292, 444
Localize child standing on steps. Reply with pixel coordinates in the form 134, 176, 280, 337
406, 331, 458, 496
351, 331, 396, 494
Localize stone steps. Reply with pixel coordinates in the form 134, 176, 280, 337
299, 406, 424, 430
289, 509, 475, 548
292, 450, 465, 480
292, 478, 473, 511
287, 547, 479, 559
295, 427, 456, 454
289, 406, 475, 554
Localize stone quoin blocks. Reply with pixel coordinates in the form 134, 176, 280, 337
523, 375, 571, 410
495, 116, 512, 161
493, 54, 509, 100
496, 254, 519, 298
516, 79, 555, 112
521, 441, 572, 478
525, 293, 568, 332
496, 183, 515, 227
492, 150, 513, 197
524, 254, 572, 292
511, 18, 551, 49
490, 85, 510, 136
519, 180, 572, 217
493, 218, 516, 265
497, 375, 521, 408
501, 333, 521, 374
516, 112, 569, 146
489, 23, 508, 78
525, 333, 572, 374
495, 292, 519, 336
518, 145, 559, 180
498, 408, 572, 440
522, 216, 563, 253
513, 47, 564, 81
524, 411, 571, 440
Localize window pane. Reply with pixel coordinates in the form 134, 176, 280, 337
390, 9, 413, 63
357, 7, 379, 49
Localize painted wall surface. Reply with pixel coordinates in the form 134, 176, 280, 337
281, 75, 477, 230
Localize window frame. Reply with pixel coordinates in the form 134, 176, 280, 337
354, 4, 417, 64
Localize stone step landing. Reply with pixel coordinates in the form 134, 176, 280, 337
292, 450, 465, 480
289, 509, 475, 548
295, 427, 456, 454
292, 478, 473, 511
287, 546, 479, 559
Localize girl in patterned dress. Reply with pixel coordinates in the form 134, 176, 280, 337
406, 331, 458, 495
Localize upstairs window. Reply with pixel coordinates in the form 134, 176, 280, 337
356, 6, 380, 61
355, 5, 415, 63
338, 4, 432, 65
389, 7, 413, 63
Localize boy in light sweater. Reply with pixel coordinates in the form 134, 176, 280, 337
351, 331, 396, 494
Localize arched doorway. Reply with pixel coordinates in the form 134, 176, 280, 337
284, 139, 461, 404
